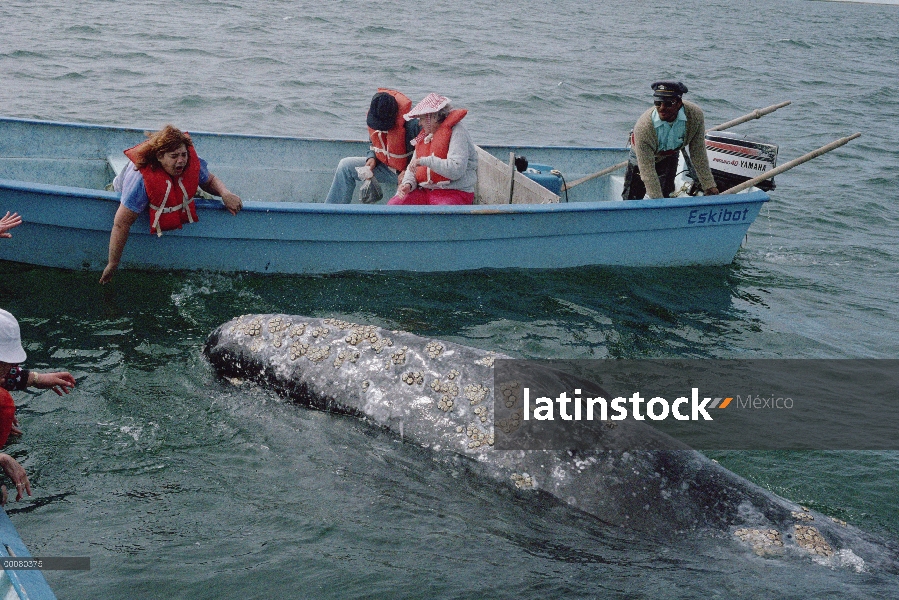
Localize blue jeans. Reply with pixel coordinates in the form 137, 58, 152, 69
324, 157, 399, 204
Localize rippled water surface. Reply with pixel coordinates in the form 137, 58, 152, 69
1, 0, 898, 597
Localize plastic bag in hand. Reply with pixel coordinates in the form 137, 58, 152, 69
359, 177, 383, 204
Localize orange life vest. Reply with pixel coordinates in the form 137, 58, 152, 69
414, 109, 468, 186
368, 89, 413, 171
124, 142, 201, 237
0, 388, 14, 448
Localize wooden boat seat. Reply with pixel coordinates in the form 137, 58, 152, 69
475, 147, 559, 205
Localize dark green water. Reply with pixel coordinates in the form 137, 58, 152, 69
1, 263, 896, 597
1, 0, 898, 596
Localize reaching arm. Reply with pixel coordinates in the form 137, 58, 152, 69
27, 371, 76, 396
200, 174, 242, 215
0, 453, 30, 505
100, 204, 140, 284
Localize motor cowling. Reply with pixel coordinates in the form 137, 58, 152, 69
705, 131, 778, 192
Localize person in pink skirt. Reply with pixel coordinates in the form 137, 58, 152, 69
388, 93, 478, 205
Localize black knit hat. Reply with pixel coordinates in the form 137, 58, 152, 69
366, 92, 399, 131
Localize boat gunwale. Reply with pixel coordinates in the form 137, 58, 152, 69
0, 176, 770, 216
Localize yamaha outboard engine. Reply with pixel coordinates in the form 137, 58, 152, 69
705, 131, 778, 192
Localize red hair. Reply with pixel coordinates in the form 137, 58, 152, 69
130, 125, 194, 170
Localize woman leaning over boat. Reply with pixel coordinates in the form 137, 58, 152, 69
99, 125, 243, 284
388, 93, 478, 205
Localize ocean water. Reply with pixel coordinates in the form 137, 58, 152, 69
1, 0, 898, 597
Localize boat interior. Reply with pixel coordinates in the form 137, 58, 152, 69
0, 117, 630, 205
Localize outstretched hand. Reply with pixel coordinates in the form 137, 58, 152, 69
99, 263, 117, 284
0, 453, 31, 505
0, 212, 22, 238
33, 371, 76, 395
9, 416, 22, 438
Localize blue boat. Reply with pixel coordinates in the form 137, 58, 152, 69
0, 117, 769, 274
0, 509, 57, 600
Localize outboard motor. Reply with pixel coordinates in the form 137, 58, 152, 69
705, 131, 778, 192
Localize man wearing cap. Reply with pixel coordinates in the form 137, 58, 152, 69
623, 81, 719, 200
324, 89, 421, 204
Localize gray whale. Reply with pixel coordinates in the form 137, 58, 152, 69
204, 314, 897, 570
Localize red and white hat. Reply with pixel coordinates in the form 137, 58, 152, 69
404, 93, 451, 120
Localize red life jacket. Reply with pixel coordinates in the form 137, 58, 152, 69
0, 388, 15, 448
414, 109, 468, 186
124, 142, 201, 237
368, 89, 413, 171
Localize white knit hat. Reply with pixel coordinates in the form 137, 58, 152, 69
404, 93, 451, 120
0, 309, 26, 364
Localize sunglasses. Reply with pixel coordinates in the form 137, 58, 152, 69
654, 99, 680, 108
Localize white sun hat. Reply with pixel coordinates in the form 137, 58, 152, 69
404, 93, 451, 120
0, 309, 26, 364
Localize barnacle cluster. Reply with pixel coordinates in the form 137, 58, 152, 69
391, 347, 408, 365
345, 330, 365, 345
791, 510, 814, 522
289, 323, 307, 338
511, 473, 533, 489
794, 525, 834, 557
268, 316, 290, 334
498, 381, 520, 408
402, 371, 424, 385
371, 335, 393, 353
475, 353, 497, 367
289, 340, 309, 361
430, 378, 459, 398
334, 349, 360, 369
306, 345, 331, 364
437, 396, 454, 412
465, 384, 489, 406
243, 317, 263, 337
426, 341, 444, 359
496, 411, 522, 434
310, 326, 330, 339
345, 324, 376, 345
323, 318, 354, 330
463, 423, 493, 449
734, 528, 784, 557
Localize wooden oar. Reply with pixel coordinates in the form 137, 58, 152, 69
562, 101, 793, 191
707, 100, 792, 132
719, 133, 861, 195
